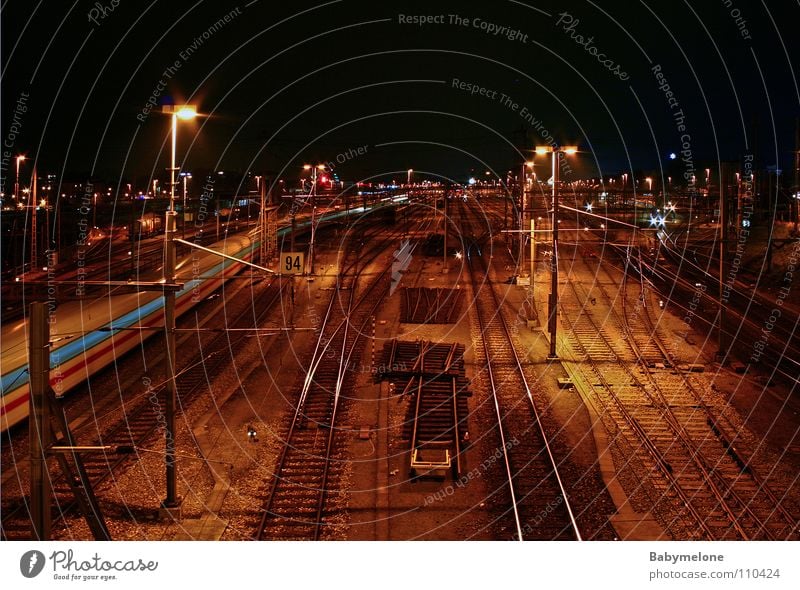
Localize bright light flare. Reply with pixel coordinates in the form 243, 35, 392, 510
175, 105, 197, 120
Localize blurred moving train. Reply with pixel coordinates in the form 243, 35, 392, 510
0, 199, 402, 432
0, 234, 254, 431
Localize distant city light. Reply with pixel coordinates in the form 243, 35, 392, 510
669, 153, 677, 160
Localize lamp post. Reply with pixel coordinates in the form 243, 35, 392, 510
15, 155, 25, 204
159, 104, 196, 516
536, 145, 577, 359
181, 172, 192, 239
520, 161, 534, 292
304, 164, 325, 275
407, 168, 413, 187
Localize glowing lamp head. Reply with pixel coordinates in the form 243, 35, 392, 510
562, 146, 578, 155
175, 105, 197, 120
535, 146, 552, 156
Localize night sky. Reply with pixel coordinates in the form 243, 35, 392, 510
2, 0, 799, 189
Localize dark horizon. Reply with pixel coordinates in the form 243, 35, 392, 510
2, 1, 799, 186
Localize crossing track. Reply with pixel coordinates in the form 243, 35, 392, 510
1, 273, 289, 540
560, 251, 799, 539
255, 222, 410, 540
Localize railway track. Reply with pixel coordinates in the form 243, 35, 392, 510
612, 259, 799, 540
255, 226, 400, 540
461, 200, 581, 541
1, 273, 287, 540
560, 252, 799, 539
377, 340, 470, 479
627, 241, 800, 383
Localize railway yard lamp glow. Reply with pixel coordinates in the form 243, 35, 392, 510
163, 104, 197, 212
535, 145, 578, 359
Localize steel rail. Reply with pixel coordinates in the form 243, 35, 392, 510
463, 198, 581, 541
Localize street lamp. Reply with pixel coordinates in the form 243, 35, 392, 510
407, 168, 413, 186
181, 172, 192, 239
304, 163, 326, 275
535, 145, 578, 359
159, 103, 196, 516
15, 155, 26, 203
163, 105, 197, 211
519, 161, 535, 291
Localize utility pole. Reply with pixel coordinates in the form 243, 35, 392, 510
30, 167, 38, 271
520, 163, 526, 282
310, 166, 317, 275
794, 117, 799, 233
161, 210, 180, 516
259, 177, 267, 264
216, 194, 220, 241
529, 217, 535, 321
442, 184, 449, 273
718, 165, 730, 361
548, 151, 559, 359
29, 302, 51, 540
